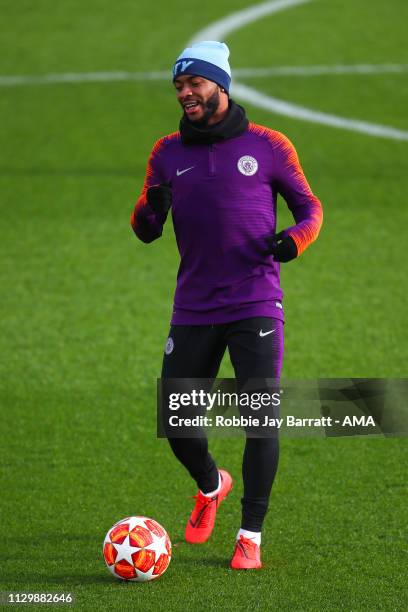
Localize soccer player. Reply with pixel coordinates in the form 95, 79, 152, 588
131, 41, 323, 569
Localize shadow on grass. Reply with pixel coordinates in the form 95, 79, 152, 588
175, 556, 229, 569
2, 536, 236, 590
170, 541, 229, 569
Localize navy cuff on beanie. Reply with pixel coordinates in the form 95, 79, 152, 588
173, 58, 231, 92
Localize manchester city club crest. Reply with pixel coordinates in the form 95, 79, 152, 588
237, 155, 258, 176
165, 337, 174, 355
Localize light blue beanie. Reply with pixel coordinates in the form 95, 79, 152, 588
172, 41, 231, 92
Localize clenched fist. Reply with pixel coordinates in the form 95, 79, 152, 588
146, 183, 172, 215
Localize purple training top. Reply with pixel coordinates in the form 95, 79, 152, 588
131, 122, 323, 325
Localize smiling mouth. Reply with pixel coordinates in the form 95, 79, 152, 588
183, 101, 201, 115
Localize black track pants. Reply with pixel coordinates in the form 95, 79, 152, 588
161, 317, 283, 531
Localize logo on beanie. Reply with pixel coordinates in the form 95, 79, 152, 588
173, 60, 194, 76
237, 155, 258, 176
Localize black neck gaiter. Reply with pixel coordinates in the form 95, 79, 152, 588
179, 99, 249, 145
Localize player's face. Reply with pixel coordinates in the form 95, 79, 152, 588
174, 75, 221, 123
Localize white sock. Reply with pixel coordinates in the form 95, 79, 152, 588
237, 528, 261, 546
201, 472, 221, 497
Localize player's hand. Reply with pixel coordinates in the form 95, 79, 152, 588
146, 182, 172, 215
265, 231, 298, 262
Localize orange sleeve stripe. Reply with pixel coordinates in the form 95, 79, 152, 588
288, 202, 323, 256
248, 122, 323, 256
131, 131, 179, 231
140, 131, 180, 197
249, 122, 306, 177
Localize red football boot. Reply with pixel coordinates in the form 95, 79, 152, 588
230, 535, 262, 569
185, 469, 233, 544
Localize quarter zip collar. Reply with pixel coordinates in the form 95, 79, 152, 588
179, 99, 249, 145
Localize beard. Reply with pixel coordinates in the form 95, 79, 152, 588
184, 88, 221, 126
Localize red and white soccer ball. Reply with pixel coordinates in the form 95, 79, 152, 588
103, 516, 171, 582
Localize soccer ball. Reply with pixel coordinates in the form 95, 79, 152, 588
103, 516, 172, 582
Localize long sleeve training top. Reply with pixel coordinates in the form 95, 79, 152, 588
131, 122, 323, 325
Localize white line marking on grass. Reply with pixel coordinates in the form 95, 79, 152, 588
0, 70, 170, 86
232, 81, 408, 141
1, 0, 407, 140
234, 63, 408, 78
1, 64, 407, 87
189, 0, 309, 43
189, 0, 408, 141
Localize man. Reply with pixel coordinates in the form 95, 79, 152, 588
131, 41, 323, 569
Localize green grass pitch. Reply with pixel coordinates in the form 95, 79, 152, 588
1, 0, 407, 609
